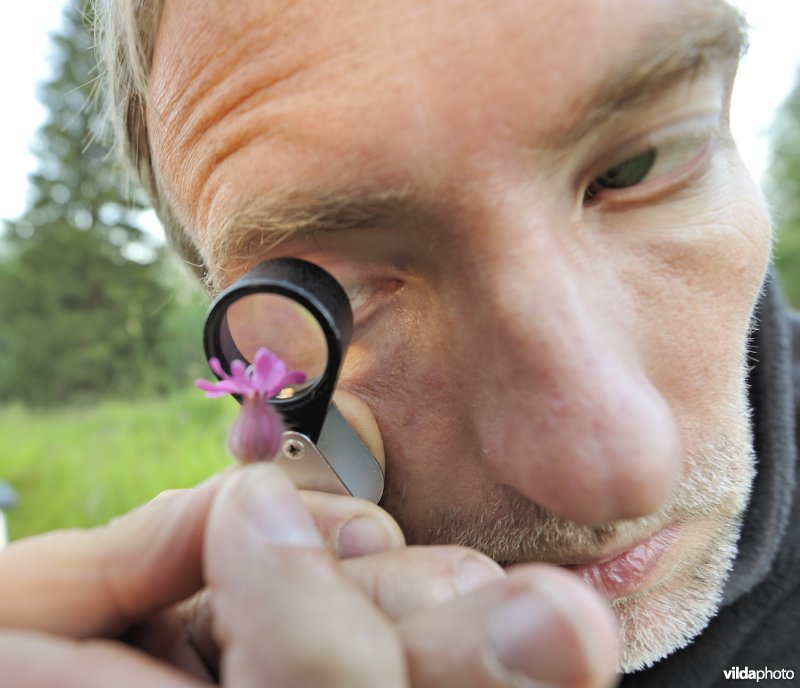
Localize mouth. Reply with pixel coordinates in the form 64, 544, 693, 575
561, 524, 683, 599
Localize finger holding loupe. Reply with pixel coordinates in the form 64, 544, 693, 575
202, 258, 385, 503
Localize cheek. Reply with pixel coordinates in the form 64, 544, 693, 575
610, 176, 770, 442
338, 294, 477, 472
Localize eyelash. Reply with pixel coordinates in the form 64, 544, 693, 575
582, 120, 717, 205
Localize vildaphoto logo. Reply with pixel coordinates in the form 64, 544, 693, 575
723, 666, 795, 682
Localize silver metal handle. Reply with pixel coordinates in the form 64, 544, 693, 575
276, 403, 384, 503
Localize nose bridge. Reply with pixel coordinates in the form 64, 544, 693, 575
462, 225, 681, 525
471, 234, 625, 423
464, 207, 614, 388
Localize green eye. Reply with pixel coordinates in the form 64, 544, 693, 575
595, 149, 657, 189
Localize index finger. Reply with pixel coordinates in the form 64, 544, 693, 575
0, 474, 224, 637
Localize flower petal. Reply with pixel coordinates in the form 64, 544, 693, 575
230, 359, 248, 380
252, 347, 289, 394
196, 378, 249, 396
281, 370, 308, 388
225, 359, 255, 395
253, 347, 281, 376
208, 357, 227, 380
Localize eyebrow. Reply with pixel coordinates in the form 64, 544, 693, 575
207, 187, 417, 289
206, 1, 747, 287
557, 0, 747, 146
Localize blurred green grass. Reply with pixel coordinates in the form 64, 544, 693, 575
1, 389, 237, 540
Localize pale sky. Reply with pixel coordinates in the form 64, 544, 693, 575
0, 1, 798, 229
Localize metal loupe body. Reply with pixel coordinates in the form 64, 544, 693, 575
203, 258, 384, 503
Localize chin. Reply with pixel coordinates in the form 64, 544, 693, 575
613, 432, 756, 673
612, 513, 744, 673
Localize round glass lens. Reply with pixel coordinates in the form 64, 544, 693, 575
224, 293, 328, 397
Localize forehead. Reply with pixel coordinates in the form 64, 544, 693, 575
148, 0, 741, 256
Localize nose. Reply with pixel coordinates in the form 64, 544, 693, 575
466, 246, 682, 526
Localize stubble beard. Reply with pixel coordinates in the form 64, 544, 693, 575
610, 433, 754, 673
387, 400, 755, 674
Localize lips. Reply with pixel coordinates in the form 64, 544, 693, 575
563, 524, 682, 599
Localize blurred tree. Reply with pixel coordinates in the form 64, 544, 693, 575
765, 68, 800, 309
0, 0, 204, 406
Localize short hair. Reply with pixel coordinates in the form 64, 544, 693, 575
92, 0, 206, 281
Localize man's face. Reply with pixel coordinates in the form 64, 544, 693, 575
148, 0, 771, 672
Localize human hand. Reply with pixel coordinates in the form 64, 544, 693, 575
0, 444, 618, 688
0, 472, 223, 686
198, 463, 618, 688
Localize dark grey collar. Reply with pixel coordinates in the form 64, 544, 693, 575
723, 274, 798, 605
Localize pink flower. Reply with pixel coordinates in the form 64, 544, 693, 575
196, 347, 307, 462
197, 348, 307, 400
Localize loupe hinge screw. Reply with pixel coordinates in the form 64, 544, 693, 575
282, 438, 306, 461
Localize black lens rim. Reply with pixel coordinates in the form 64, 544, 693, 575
202, 258, 353, 443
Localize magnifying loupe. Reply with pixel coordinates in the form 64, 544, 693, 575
203, 258, 384, 503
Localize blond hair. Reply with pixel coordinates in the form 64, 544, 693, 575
92, 0, 206, 280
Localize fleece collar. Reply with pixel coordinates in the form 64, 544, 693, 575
722, 274, 798, 605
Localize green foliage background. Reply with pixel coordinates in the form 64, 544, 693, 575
1, 391, 233, 540
766, 68, 800, 309
0, 0, 225, 537
0, 1, 209, 406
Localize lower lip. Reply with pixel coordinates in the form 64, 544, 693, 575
564, 525, 682, 599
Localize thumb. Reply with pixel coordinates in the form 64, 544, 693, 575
204, 463, 407, 687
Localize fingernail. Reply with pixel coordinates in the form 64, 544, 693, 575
236, 464, 322, 546
336, 516, 393, 558
456, 555, 505, 595
488, 584, 601, 686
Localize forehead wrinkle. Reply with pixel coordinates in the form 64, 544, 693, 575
555, 0, 746, 148
174, 45, 310, 160
176, 60, 313, 233
151, 0, 334, 216
153, 0, 303, 115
